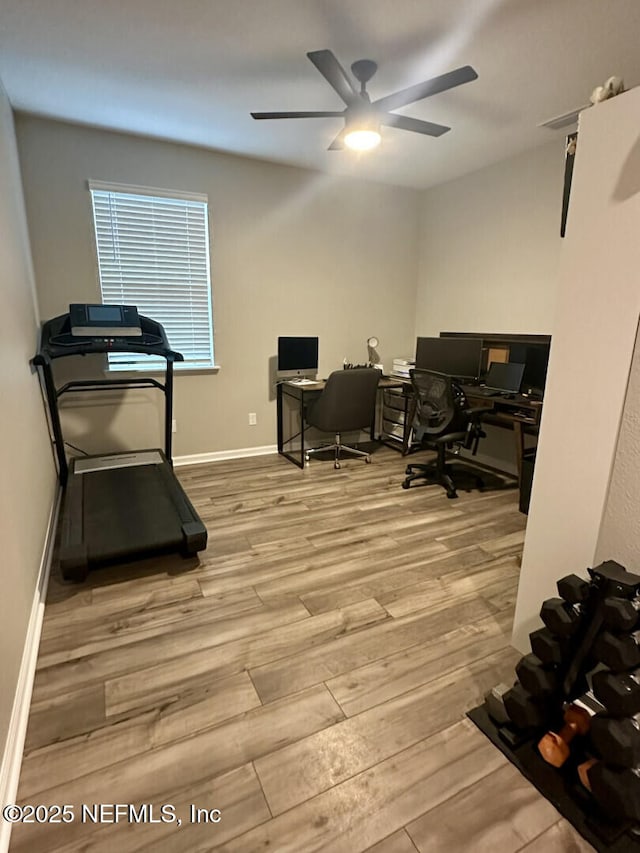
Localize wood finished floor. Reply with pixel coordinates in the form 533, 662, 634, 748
11, 446, 594, 852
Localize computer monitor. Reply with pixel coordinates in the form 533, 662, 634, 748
415, 336, 483, 380
277, 336, 319, 379
508, 343, 550, 395
484, 361, 525, 393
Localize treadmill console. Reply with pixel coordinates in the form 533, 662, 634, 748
69, 303, 142, 338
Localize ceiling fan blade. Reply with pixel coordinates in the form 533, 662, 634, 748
328, 130, 345, 151
307, 50, 358, 106
381, 113, 450, 137
373, 65, 478, 113
251, 111, 344, 120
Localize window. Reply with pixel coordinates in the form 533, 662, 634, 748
89, 181, 215, 370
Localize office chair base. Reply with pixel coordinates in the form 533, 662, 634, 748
402, 461, 484, 500
305, 434, 371, 469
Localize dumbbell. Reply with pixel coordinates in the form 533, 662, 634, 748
515, 653, 560, 697
529, 627, 571, 666
484, 683, 511, 725
593, 668, 640, 717
537, 575, 590, 639
557, 574, 590, 605
540, 597, 585, 638
538, 703, 592, 767
603, 596, 640, 632
591, 714, 640, 768
593, 630, 640, 672
578, 758, 640, 821
503, 682, 552, 730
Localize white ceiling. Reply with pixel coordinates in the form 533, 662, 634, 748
1, 0, 639, 189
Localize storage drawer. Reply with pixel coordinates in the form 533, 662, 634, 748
382, 389, 407, 413
383, 405, 406, 425
382, 418, 406, 440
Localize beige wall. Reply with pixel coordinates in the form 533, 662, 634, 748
0, 85, 57, 764
416, 140, 565, 337
513, 87, 640, 650
15, 116, 420, 457
596, 320, 640, 568
414, 141, 565, 472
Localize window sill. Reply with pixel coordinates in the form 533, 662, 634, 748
104, 365, 221, 378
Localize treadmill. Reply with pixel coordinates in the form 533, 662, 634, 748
33, 304, 207, 581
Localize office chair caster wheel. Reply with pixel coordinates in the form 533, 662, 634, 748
365, 456, 371, 464
402, 479, 411, 489
334, 461, 341, 469
405, 466, 412, 475
446, 490, 458, 500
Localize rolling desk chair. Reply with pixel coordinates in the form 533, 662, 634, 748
305, 368, 380, 469
402, 369, 489, 499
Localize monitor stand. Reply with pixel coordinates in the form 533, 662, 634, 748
289, 377, 317, 385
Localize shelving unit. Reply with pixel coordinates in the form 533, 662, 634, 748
380, 384, 419, 454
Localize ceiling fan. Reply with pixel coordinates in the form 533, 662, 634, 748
251, 49, 478, 151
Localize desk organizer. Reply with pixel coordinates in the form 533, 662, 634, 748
469, 560, 640, 852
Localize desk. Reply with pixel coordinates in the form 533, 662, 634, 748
379, 378, 543, 480
461, 387, 543, 483
277, 380, 324, 468
277, 376, 402, 469
277, 377, 542, 479
380, 380, 543, 467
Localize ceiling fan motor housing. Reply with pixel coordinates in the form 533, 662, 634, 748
351, 59, 378, 86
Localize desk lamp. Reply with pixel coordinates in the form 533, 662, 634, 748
367, 336, 383, 371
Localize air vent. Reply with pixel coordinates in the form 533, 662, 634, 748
538, 105, 589, 131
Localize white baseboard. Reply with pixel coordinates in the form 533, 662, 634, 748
173, 444, 278, 467
0, 488, 61, 853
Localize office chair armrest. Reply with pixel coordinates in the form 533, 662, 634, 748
462, 406, 491, 455
462, 405, 493, 418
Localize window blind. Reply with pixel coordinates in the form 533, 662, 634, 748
89, 182, 214, 370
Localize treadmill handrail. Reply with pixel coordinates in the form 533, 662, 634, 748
56, 378, 166, 397
32, 311, 179, 485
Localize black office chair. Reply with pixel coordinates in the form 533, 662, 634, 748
305, 368, 380, 469
402, 369, 488, 498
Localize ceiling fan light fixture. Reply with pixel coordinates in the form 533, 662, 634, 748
344, 127, 381, 151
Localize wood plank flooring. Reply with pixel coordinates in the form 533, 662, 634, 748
10, 446, 593, 852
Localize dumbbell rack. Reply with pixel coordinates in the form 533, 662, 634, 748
468, 560, 640, 853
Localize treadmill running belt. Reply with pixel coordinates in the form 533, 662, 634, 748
83, 465, 185, 562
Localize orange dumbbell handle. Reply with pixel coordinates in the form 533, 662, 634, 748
539, 731, 571, 767
562, 705, 592, 737
538, 705, 592, 768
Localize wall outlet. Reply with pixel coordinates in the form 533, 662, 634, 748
172, 419, 177, 433
248, 412, 257, 425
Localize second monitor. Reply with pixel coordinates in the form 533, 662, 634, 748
483, 361, 525, 394
415, 336, 483, 381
